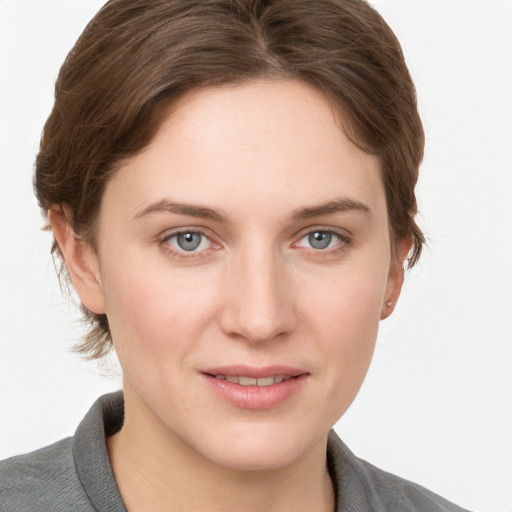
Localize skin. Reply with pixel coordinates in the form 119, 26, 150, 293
51, 79, 410, 512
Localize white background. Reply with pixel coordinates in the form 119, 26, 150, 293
0, 1, 511, 510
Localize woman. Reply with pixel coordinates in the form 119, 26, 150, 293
1, 1, 472, 510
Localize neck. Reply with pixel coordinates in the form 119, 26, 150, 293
107, 388, 335, 512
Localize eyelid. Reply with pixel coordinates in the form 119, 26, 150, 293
158, 226, 221, 258
291, 226, 353, 252
160, 225, 216, 240
292, 225, 352, 242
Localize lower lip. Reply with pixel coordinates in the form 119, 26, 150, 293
202, 374, 309, 410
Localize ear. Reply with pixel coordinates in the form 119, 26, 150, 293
48, 207, 106, 315
380, 237, 412, 320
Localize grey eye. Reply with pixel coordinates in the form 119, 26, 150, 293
308, 231, 332, 249
164, 230, 213, 255
175, 232, 203, 251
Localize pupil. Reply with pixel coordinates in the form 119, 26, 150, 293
177, 232, 201, 251
309, 231, 331, 250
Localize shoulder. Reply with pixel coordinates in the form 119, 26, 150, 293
1, 393, 125, 512
1, 437, 74, 491
0, 438, 93, 511
354, 458, 470, 512
327, 431, 471, 512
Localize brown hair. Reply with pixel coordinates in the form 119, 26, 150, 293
35, 0, 425, 359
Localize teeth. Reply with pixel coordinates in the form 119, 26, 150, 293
255, 376, 274, 387
239, 376, 258, 385
214, 375, 293, 386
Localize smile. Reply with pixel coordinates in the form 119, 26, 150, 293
204, 370, 308, 409
213, 375, 293, 386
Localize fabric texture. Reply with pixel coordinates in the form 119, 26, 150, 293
1, 392, 470, 511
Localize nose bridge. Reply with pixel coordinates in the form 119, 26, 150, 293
220, 240, 296, 343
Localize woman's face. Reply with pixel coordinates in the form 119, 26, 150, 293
88, 79, 404, 470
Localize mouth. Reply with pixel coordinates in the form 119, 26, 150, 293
207, 374, 297, 386
201, 367, 308, 409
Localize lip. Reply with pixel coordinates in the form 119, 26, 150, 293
202, 365, 305, 379
201, 365, 309, 410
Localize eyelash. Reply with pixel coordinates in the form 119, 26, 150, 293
292, 228, 352, 255
158, 227, 352, 260
159, 229, 217, 259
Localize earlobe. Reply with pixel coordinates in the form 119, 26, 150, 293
380, 238, 412, 320
48, 207, 106, 315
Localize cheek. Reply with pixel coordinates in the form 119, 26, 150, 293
306, 263, 386, 339
303, 266, 387, 400
101, 262, 219, 362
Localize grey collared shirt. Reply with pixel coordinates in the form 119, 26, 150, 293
0, 392, 470, 511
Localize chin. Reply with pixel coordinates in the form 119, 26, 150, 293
205, 444, 302, 472
193, 422, 327, 472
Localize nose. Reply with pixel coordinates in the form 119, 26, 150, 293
219, 247, 297, 344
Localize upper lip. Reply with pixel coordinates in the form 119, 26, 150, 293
201, 365, 307, 378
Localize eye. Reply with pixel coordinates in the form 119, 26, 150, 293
297, 230, 346, 250
165, 231, 212, 252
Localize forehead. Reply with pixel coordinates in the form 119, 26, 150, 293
103, 79, 385, 221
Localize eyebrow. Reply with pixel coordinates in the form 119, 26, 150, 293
132, 197, 371, 223
132, 199, 227, 222
292, 198, 372, 220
